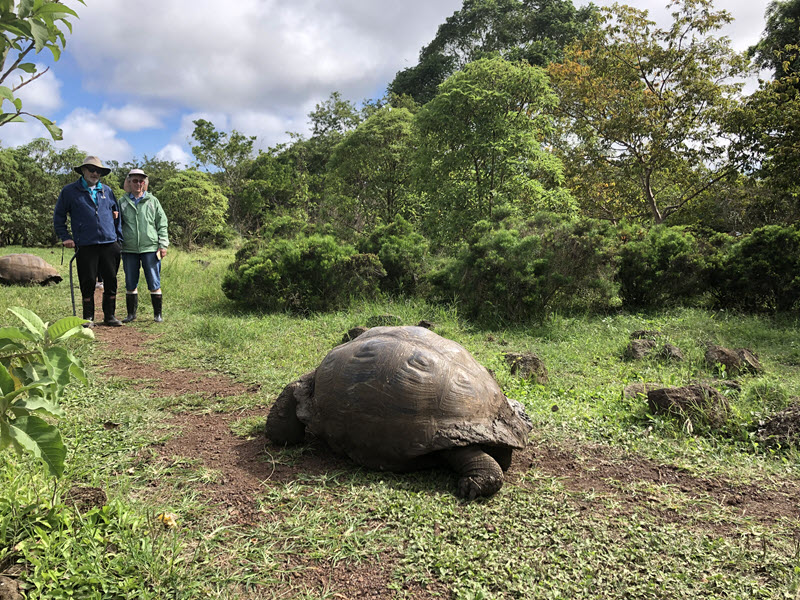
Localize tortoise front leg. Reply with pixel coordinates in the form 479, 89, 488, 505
442, 446, 504, 500
265, 371, 314, 445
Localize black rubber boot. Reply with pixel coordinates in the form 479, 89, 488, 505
82, 298, 95, 328
122, 293, 138, 323
151, 293, 163, 322
102, 296, 122, 327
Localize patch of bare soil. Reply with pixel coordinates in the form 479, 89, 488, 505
93, 323, 800, 598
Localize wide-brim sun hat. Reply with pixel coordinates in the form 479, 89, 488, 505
73, 155, 111, 176
127, 168, 148, 178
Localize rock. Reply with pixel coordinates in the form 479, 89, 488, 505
705, 344, 763, 376
736, 348, 763, 375
647, 384, 730, 430
503, 352, 549, 384
626, 339, 657, 360
658, 343, 684, 362
0, 576, 23, 600
756, 401, 800, 448
623, 383, 659, 400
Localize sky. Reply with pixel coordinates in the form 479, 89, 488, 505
0, 0, 772, 168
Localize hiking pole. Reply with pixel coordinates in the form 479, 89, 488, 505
69, 247, 78, 316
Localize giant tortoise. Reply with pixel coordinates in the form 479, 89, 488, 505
0, 254, 62, 285
266, 326, 533, 499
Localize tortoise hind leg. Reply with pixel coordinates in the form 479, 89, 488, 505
265, 372, 314, 445
442, 446, 504, 500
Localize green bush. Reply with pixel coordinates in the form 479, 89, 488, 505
616, 225, 709, 309
222, 233, 384, 313
357, 215, 429, 294
718, 225, 800, 312
425, 213, 618, 323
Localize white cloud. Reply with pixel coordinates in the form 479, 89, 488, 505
12, 65, 63, 114
155, 143, 191, 168
100, 105, 165, 132
66, 0, 462, 120
56, 108, 134, 162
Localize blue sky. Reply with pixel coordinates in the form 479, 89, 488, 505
0, 0, 771, 168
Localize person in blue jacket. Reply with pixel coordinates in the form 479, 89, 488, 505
53, 156, 123, 327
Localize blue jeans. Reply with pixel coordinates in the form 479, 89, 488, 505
122, 252, 161, 292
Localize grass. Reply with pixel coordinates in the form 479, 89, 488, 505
1, 245, 800, 598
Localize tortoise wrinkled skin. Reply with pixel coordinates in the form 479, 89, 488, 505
0, 254, 63, 285
266, 326, 533, 499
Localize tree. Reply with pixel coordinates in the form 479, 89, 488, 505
389, 0, 599, 104
749, 0, 800, 78
0, 0, 84, 140
158, 170, 228, 248
728, 44, 800, 225
189, 118, 255, 230
548, 0, 750, 224
327, 106, 417, 232
414, 56, 573, 246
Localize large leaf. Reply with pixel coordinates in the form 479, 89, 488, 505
0, 326, 36, 343
33, 3, 78, 19
0, 362, 14, 400
46, 316, 87, 342
5, 414, 65, 477
33, 113, 62, 140
43, 346, 73, 389
29, 19, 47, 51
69, 361, 88, 386
11, 397, 66, 419
8, 307, 45, 340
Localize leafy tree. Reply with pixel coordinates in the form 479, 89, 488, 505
389, 0, 599, 104
0, 0, 84, 140
548, 0, 750, 224
158, 170, 228, 248
115, 155, 180, 194
189, 119, 255, 230
0, 144, 65, 245
328, 106, 417, 232
415, 56, 573, 247
730, 25, 800, 223
749, 0, 800, 78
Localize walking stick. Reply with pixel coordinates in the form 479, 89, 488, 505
69, 248, 78, 316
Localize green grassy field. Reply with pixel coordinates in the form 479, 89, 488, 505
1, 245, 799, 599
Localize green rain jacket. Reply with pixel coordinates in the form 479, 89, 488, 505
119, 192, 169, 254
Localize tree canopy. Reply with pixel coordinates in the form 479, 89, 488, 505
548, 0, 749, 223
389, 0, 599, 104
0, 0, 84, 139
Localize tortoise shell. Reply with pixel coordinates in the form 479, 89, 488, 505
296, 326, 531, 471
0, 254, 63, 285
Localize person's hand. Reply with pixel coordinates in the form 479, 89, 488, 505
63, 239, 75, 248
159, 248, 167, 259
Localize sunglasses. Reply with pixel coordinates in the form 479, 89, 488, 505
84, 166, 101, 174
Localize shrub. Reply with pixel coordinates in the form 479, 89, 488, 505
357, 216, 429, 294
616, 225, 709, 309
718, 225, 800, 312
222, 233, 384, 313
425, 213, 618, 323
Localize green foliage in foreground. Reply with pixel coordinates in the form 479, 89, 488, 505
0, 306, 91, 477
1, 246, 800, 598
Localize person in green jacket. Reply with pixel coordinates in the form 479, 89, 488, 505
119, 168, 169, 322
